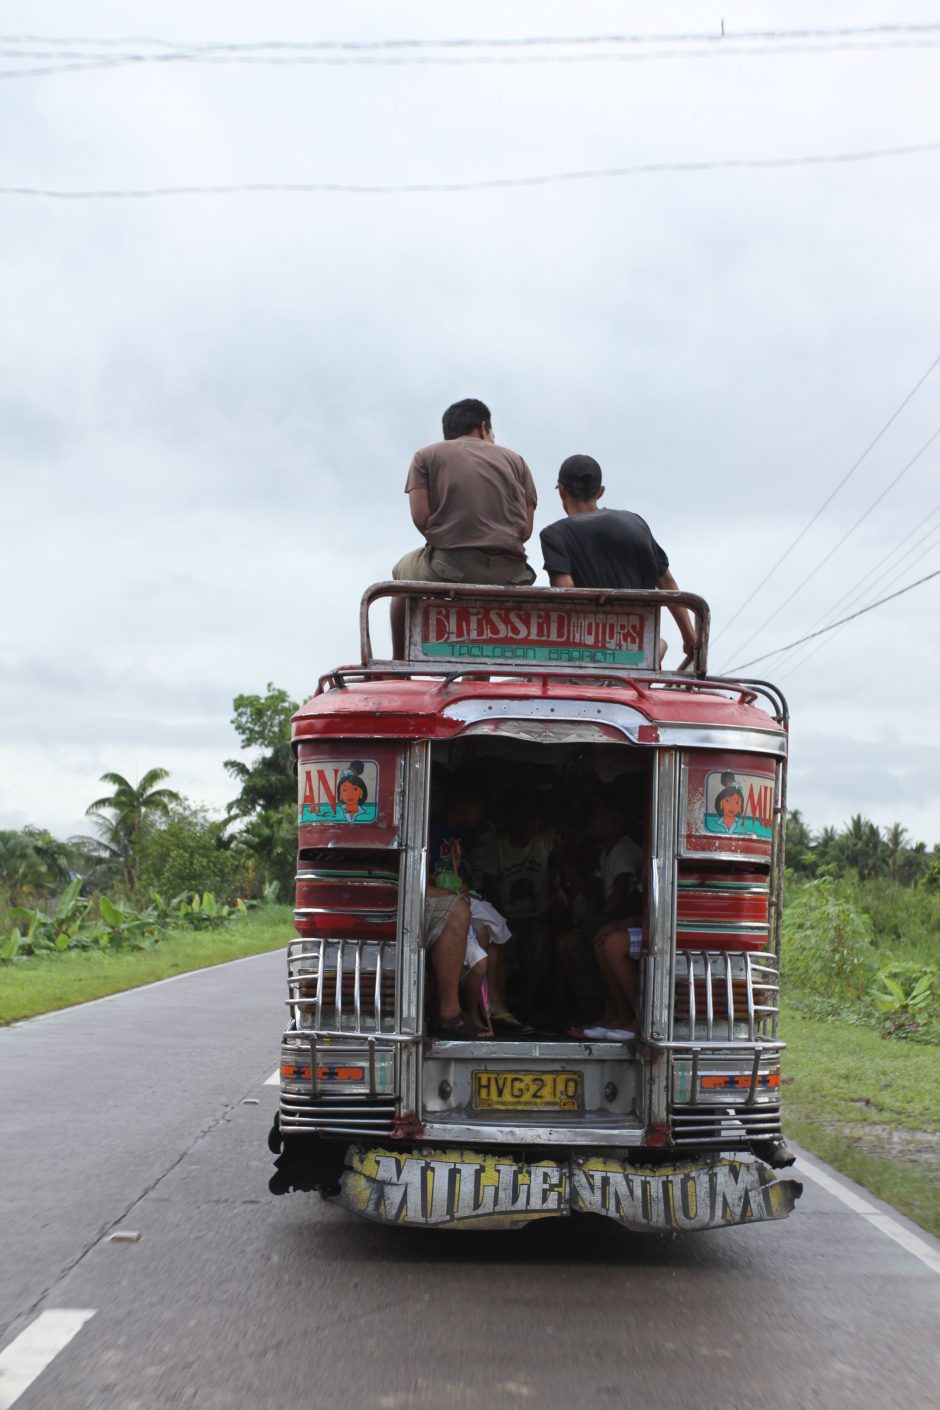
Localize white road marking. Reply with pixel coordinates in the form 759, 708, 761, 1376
796, 1153, 940, 1276
265, 1068, 280, 1086
0, 1310, 96, 1409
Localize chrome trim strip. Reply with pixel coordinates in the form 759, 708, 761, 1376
419, 1120, 647, 1147
440, 698, 786, 757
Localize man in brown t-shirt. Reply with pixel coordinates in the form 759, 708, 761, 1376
391, 398, 537, 655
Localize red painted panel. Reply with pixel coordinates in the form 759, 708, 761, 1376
676, 890, 769, 926
295, 739, 403, 847
683, 751, 776, 861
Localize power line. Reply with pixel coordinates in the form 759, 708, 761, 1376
718, 421, 940, 672
4, 31, 940, 77
775, 534, 940, 683
4, 22, 940, 48
3, 141, 940, 200
724, 569, 940, 673
5, 39, 940, 79
800, 501, 940, 637
711, 349, 940, 646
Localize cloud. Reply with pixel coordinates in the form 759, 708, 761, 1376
2, 0, 939, 841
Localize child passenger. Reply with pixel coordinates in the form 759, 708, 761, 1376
563, 790, 644, 1042
426, 770, 518, 1035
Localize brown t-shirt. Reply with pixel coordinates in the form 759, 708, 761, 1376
405, 438, 537, 557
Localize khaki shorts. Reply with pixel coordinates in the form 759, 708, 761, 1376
424, 895, 486, 971
423, 893, 463, 950
392, 545, 536, 586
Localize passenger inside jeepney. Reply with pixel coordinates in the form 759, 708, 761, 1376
425, 744, 650, 1042
483, 791, 555, 1021
423, 770, 520, 1039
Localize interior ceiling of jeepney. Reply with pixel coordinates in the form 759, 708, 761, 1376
292, 677, 785, 740
434, 736, 646, 774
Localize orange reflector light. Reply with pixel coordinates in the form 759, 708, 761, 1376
701, 1073, 780, 1090
281, 1063, 365, 1082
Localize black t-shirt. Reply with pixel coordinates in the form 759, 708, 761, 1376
540, 508, 668, 589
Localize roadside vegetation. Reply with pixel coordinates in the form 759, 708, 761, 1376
0, 684, 299, 1023
780, 810, 940, 1234
0, 905, 292, 1026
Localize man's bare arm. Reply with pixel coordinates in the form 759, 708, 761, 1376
409, 486, 431, 535
657, 569, 697, 657
549, 571, 575, 588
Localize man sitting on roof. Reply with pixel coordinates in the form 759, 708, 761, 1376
539, 454, 697, 665
390, 398, 537, 657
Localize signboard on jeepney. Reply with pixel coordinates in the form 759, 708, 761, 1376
682, 751, 776, 861
406, 598, 658, 669
296, 740, 402, 846
335, 1145, 801, 1232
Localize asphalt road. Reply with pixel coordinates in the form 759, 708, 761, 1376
1, 951, 938, 1410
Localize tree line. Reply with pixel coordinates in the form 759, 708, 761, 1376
785, 810, 940, 890
0, 684, 298, 914
2, 681, 939, 916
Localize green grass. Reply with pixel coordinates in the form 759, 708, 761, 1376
0, 906, 293, 1026
781, 1003, 940, 1237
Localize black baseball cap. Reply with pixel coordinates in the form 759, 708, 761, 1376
557, 454, 603, 494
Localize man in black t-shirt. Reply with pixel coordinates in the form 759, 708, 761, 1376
540, 454, 697, 662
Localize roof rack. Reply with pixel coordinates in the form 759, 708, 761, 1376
359, 580, 711, 674
315, 661, 788, 727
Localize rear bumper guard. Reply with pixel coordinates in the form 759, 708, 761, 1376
331, 1144, 801, 1232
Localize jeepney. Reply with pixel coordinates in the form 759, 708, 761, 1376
268, 582, 802, 1233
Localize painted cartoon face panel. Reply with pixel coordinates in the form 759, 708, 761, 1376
299, 758, 380, 825
704, 770, 773, 839
683, 753, 776, 859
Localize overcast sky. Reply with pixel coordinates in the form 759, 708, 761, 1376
2, 0, 939, 847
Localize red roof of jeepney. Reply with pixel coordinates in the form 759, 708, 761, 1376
291, 676, 785, 743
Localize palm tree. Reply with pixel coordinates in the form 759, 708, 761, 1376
883, 822, 908, 884
86, 769, 181, 892
0, 830, 51, 906
841, 814, 886, 880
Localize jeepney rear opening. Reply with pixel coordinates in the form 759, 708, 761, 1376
269, 582, 802, 1233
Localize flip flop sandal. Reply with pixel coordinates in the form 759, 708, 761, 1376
433, 1011, 489, 1040
490, 1013, 534, 1037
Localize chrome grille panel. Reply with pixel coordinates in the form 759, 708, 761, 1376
288, 936, 398, 1036
279, 1094, 397, 1137
671, 1103, 782, 1147
673, 949, 780, 1043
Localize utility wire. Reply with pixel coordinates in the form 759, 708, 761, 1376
3, 141, 940, 200
800, 501, 940, 635
718, 420, 940, 672
724, 569, 940, 673
5, 22, 940, 48
5, 37, 940, 77
711, 349, 940, 645
775, 535, 940, 683
776, 517, 940, 677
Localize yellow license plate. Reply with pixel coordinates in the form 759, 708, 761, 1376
472, 1070, 583, 1111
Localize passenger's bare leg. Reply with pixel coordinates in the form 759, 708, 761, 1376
473, 924, 506, 1013
595, 927, 638, 1028
463, 957, 487, 1029
431, 897, 470, 1021
486, 939, 509, 1012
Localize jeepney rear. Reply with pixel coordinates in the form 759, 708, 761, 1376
269, 583, 802, 1233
